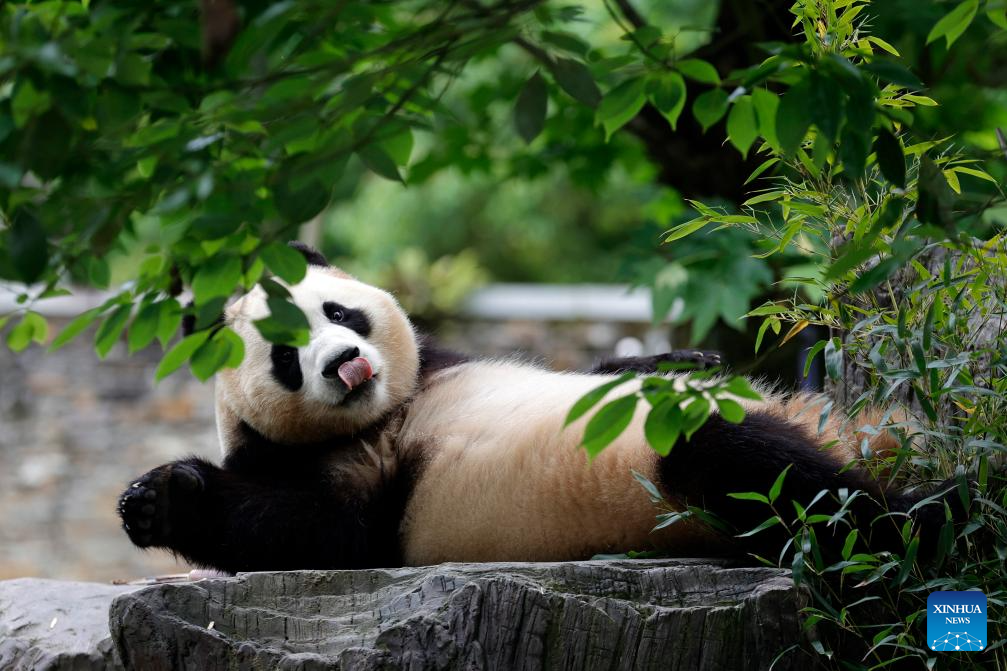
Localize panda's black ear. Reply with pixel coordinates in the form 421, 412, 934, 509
288, 241, 329, 267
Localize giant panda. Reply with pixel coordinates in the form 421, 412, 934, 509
118, 243, 959, 574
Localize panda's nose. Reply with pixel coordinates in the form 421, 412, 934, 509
321, 346, 360, 379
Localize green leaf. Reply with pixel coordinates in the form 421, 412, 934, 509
50, 308, 102, 351
6, 316, 34, 352
359, 144, 404, 183
842, 529, 859, 560
751, 89, 780, 151
380, 125, 414, 166
156, 331, 210, 380
776, 76, 813, 155
551, 58, 601, 107
192, 255, 243, 303
916, 155, 956, 228
676, 59, 720, 85
646, 73, 687, 130
803, 339, 828, 378
632, 469, 665, 501
87, 257, 111, 289
23, 311, 47, 344
189, 334, 232, 381
839, 123, 871, 179
988, 8, 1007, 29
755, 316, 779, 353
10, 215, 48, 284
218, 327, 246, 369
809, 73, 843, 142
644, 397, 683, 456
253, 297, 311, 346
894, 536, 919, 585
565, 372, 635, 426
541, 30, 590, 56
726, 96, 758, 157
11, 80, 52, 127
716, 397, 746, 423
128, 302, 162, 353
582, 395, 639, 459
681, 396, 711, 439
926, 0, 978, 48
861, 60, 922, 88
769, 464, 792, 504
827, 239, 876, 279
155, 299, 183, 347
874, 130, 906, 189
94, 304, 132, 358
597, 77, 646, 140
692, 89, 729, 132
737, 516, 781, 537
727, 491, 769, 504
745, 158, 779, 185
824, 338, 843, 381
273, 159, 333, 224
664, 215, 711, 242
261, 242, 308, 285
514, 71, 548, 143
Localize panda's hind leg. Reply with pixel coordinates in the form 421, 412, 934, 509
588, 350, 722, 374
656, 410, 951, 561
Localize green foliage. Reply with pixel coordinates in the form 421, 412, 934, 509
570, 365, 759, 457
565, 0, 1007, 667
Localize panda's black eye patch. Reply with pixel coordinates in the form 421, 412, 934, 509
322, 302, 371, 337
270, 345, 302, 392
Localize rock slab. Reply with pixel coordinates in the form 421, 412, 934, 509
109, 560, 804, 671
0, 577, 137, 670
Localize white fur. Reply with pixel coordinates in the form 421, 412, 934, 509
216, 266, 419, 449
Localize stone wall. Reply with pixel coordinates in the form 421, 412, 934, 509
0, 331, 219, 581
0, 318, 656, 582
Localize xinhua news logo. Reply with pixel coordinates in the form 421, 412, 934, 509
927, 591, 987, 652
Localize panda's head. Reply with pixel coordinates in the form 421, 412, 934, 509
214, 244, 420, 449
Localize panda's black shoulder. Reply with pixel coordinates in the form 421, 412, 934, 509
417, 334, 470, 380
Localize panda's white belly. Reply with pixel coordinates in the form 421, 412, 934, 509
396, 361, 709, 565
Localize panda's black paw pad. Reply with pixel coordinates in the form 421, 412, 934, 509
118, 463, 205, 549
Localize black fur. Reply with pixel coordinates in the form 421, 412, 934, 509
322, 301, 372, 337
657, 411, 963, 560
288, 241, 329, 267
270, 344, 303, 391
417, 335, 470, 381
589, 350, 722, 374
119, 421, 414, 573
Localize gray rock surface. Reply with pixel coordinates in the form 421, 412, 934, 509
109, 560, 805, 671
0, 577, 137, 670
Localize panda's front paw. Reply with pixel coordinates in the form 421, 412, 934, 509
118, 462, 206, 549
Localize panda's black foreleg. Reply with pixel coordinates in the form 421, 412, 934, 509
657, 410, 959, 561
118, 458, 387, 574
588, 349, 722, 374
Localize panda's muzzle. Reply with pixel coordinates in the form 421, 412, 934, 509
321, 347, 374, 391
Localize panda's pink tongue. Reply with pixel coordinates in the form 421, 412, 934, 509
338, 357, 373, 390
